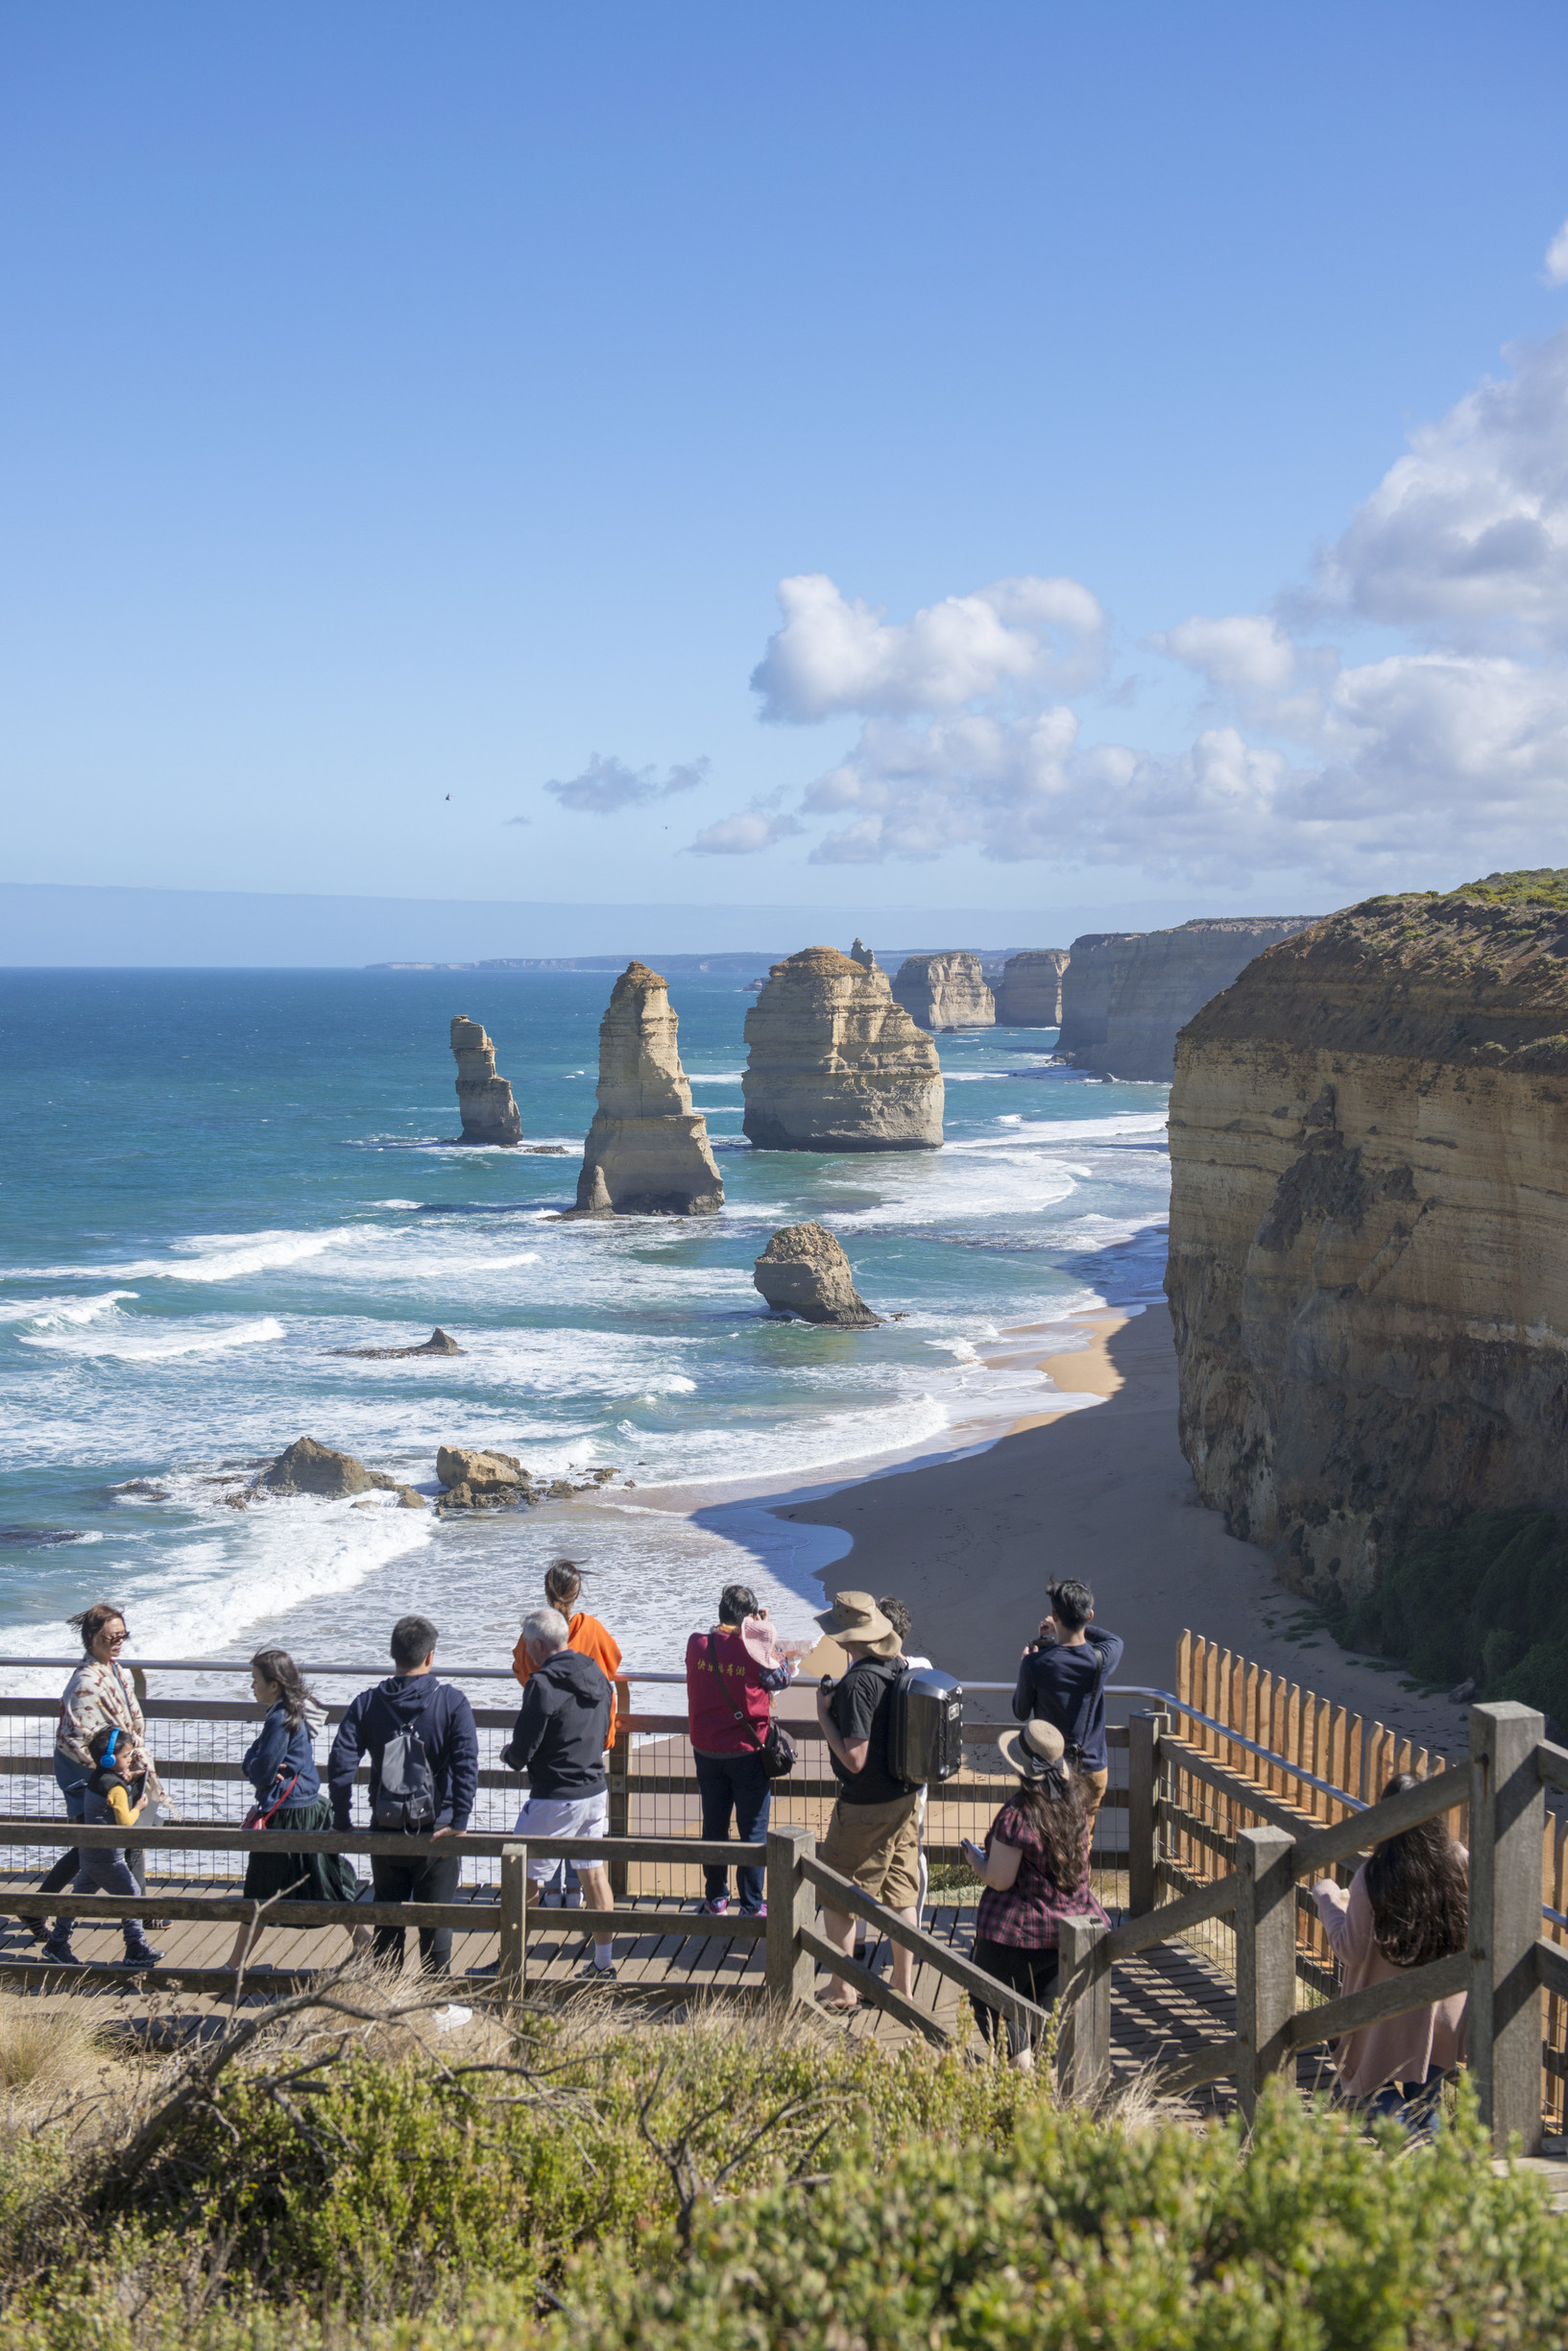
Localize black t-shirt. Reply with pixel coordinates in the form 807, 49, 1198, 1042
827, 1657, 907, 1806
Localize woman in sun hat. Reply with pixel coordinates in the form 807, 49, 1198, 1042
960, 1714, 1109, 2067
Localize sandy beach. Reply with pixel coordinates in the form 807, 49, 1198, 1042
673, 1301, 1466, 1763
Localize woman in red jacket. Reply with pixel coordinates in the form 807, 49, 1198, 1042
685, 1582, 796, 1918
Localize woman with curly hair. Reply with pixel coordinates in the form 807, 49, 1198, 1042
1312, 1772, 1469, 2126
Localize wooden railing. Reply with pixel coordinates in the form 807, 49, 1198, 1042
1062, 1700, 1559, 2152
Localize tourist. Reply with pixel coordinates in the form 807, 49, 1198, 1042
961, 1715, 1108, 2068
1311, 1773, 1469, 2129
878, 1595, 932, 1927
40, 1724, 163, 1971
38, 1603, 163, 1965
685, 1582, 796, 1918
327, 1614, 477, 1977
512, 1559, 622, 1906
224, 1648, 367, 1974
1012, 1579, 1122, 1833
496, 1606, 617, 1980
812, 1590, 917, 2014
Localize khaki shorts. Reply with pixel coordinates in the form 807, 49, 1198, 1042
818, 1791, 921, 1912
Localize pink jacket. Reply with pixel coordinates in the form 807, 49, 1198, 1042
1311, 1858, 1468, 2098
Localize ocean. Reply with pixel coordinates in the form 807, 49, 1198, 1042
0, 966, 1170, 1686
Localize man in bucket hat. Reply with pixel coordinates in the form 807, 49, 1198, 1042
811, 1590, 919, 2014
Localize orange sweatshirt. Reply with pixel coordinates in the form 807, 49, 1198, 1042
512, 1611, 623, 1750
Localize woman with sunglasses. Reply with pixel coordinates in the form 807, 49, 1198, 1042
39, 1604, 167, 1968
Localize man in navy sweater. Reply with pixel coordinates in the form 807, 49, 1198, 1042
1011, 1579, 1122, 1833
329, 1613, 477, 1976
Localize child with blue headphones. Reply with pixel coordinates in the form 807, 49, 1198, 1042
39, 1724, 162, 1972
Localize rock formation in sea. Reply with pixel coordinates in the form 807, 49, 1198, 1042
742, 946, 943, 1151
754, 1224, 883, 1326
890, 951, 997, 1032
994, 949, 1070, 1027
328, 1327, 466, 1360
850, 937, 878, 970
573, 962, 724, 1214
1059, 919, 1316, 1079
450, 1015, 523, 1145
434, 1443, 618, 1512
254, 1436, 422, 1507
1166, 872, 1568, 1605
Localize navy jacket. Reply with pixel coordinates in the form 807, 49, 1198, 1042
244, 1703, 322, 1807
501, 1648, 611, 1800
1012, 1626, 1124, 1771
328, 1672, 478, 1832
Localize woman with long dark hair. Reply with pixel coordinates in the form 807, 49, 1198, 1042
961, 1715, 1109, 2067
224, 1648, 367, 1973
1312, 1772, 1469, 2125
36, 1602, 166, 1968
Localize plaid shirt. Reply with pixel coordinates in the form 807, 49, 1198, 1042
976, 1797, 1109, 1950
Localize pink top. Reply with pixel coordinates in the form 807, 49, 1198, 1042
1311, 1858, 1468, 2098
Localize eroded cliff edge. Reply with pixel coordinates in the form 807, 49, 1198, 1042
891, 951, 996, 1031
1166, 872, 1568, 1605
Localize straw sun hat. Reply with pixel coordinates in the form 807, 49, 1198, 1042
997, 1716, 1070, 1781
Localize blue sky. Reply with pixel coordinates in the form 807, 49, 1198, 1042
6, 3, 1568, 930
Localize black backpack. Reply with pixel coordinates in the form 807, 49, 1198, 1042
371, 1689, 438, 1831
888, 1665, 964, 1790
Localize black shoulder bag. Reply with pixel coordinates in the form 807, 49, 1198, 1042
708, 1634, 796, 1780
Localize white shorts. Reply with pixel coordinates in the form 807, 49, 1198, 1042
513, 1791, 609, 1885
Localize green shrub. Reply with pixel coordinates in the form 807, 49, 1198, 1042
1339, 1506, 1568, 1727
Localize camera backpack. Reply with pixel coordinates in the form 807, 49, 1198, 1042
888, 1664, 964, 1789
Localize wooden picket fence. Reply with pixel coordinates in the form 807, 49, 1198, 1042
1164, 1631, 1568, 2126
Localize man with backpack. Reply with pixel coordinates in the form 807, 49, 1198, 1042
1011, 1580, 1122, 1834
811, 1590, 918, 2016
328, 1614, 478, 1976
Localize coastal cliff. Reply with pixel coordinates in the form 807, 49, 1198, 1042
891, 951, 996, 1031
1055, 933, 1141, 1063
450, 1016, 522, 1144
742, 946, 943, 1151
1166, 871, 1568, 1603
575, 962, 723, 1214
995, 950, 1069, 1027
1098, 919, 1316, 1079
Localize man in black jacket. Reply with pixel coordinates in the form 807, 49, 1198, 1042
500, 1606, 616, 1980
328, 1613, 478, 1976
1012, 1579, 1122, 1835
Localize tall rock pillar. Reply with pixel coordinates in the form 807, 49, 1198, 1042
575, 963, 724, 1214
450, 1015, 522, 1145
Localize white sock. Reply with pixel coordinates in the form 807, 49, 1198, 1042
593, 1941, 614, 1969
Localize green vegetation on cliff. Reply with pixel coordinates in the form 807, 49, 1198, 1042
0, 2001, 1564, 2348
1340, 1506, 1568, 1729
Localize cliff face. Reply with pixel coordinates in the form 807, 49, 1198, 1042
1166, 872, 1568, 1604
995, 950, 1070, 1027
575, 962, 724, 1214
742, 946, 944, 1151
1055, 933, 1141, 1062
891, 951, 997, 1031
1096, 919, 1317, 1079
450, 1016, 523, 1144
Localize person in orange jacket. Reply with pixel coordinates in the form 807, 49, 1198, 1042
512, 1560, 623, 1905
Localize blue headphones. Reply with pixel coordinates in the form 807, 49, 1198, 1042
104, 1727, 120, 1766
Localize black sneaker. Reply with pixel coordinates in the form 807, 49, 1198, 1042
116, 1940, 163, 1968
578, 1959, 617, 1984
39, 1933, 79, 1969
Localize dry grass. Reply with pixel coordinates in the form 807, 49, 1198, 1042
0, 1993, 124, 2130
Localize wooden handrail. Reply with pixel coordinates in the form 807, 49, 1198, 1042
1282, 1949, 1469, 2051
1102, 1868, 1238, 1960
0, 1818, 763, 1864
1290, 1767, 1470, 1879
799, 1854, 1052, 2036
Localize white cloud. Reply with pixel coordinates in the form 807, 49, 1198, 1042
1154, 614, 1297, 694
542, 753, 709, 815
688, 806, 806, 856
1315, 326, 1568, 648
750, 572, 1106, 721
1546, 219, 1568, 287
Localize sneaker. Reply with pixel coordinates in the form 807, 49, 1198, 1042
117, 1940, 163, 1968
579, 1959, 617, 1983
741, 1901, 767, 1920
39, 1933, 79, 1969
466, 1959, 502, 1978
698, 1896, 729, 1915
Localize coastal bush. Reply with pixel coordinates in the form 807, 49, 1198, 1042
1339, 1506, 1568, 1728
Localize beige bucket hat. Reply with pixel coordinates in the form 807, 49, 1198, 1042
997, 1716, 1069, 1781
812, 1589, 901, 1658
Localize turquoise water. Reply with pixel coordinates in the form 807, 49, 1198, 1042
0, 968, 1170, 1678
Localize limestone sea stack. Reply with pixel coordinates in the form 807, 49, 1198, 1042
450, 1016, 523, 1144
1166, 872, 1568, 1606
742, 946, 943, 1151
574, 962, 723, 1213
994, 949, 1070, 1027
754, 1224, 882, 1325
891, 951, 997, 1032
